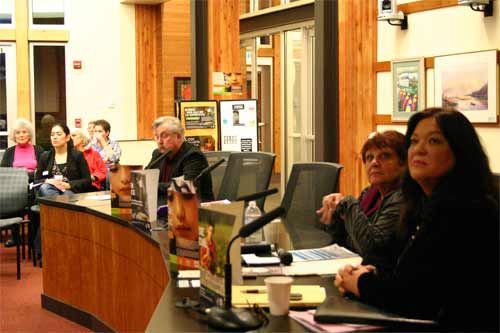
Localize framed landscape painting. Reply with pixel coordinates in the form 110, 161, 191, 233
434, 50, 498, 123
392, 58, 425, 121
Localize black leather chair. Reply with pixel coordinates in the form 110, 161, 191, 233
217, 152, 276, 211
0, 167, 29, 279
280, 162, 343, 250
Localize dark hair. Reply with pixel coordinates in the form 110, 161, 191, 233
94, 119, 111, 133
361, 130, 407, 164
51, 123, 74, 151
400, 108, 498, 236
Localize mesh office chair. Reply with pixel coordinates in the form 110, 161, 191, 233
217, 152, 276, 211
204, 151, 233, 200
281, 162, 343, 250
0, 167, 29, 279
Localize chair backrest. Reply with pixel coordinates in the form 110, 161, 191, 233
217, 152, 276, 211
0, 167, 29, 218
204, 151, 233, 200
281, 162, 343, 250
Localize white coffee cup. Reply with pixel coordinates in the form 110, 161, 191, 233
264, 276, 293, 316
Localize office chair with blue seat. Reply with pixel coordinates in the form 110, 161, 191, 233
0, 167, 29, 279
281, 162, 343, 250
217, 152, 276, 211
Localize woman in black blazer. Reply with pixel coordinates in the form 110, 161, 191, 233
35, 123, 92, 195
335, 108, 498, 331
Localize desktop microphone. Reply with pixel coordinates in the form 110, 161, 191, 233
145, 150, 172, 169
235, 188, 278, 203
193, 158, 226, 184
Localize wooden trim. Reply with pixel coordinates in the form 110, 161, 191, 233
28, 30, 69, 42
375, 114, 500, 127
497, 50, 500, 64
257, 48, 274, 57
376, 57, 435, 73
398, 0, 457, 14
0, 29, 16, 41
15, 0, 30, 119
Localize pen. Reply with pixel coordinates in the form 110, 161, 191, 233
242, 289, 266, 294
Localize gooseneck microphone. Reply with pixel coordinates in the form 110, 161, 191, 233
193, 158, 226, 184
235, 188, 278, 203
145, 150, 172, 170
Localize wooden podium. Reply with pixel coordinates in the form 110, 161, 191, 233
39, 194, 169, 332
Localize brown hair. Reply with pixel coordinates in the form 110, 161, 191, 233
361, 130, 406, 164
93, 119, 111, 133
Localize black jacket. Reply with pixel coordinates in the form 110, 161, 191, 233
1, 144, 45, 181
357, 183, 499, 331
329, 188, 403, 270
148, 142, 214, 202
35, 149, 92, 193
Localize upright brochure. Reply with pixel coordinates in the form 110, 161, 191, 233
110, 164, 143, 217
131, 169, 160, 223
199, 201, 243, 307
167, 177, 200, 276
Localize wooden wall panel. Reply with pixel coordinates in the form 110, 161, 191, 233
273, 34, 281, 173
208, 0, 241, 100
160, 0, 191, 117
41, 205, 169, 332
338, 0, 378, 196
136, 5, 161, 139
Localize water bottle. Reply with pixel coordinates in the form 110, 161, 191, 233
244, 201, 264, 244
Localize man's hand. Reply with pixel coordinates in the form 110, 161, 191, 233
316, 193, 344, 224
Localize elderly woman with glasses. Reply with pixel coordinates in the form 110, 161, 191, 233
316, 130, 407, 270
1, 118, 45, 181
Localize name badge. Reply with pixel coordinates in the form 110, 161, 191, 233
42, 171, 49, 176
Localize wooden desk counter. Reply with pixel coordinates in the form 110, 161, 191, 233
38, 193, 170, 332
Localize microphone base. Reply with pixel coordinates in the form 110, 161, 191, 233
207, 306, 264, 331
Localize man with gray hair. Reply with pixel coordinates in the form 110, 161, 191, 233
147, 116, 214, 202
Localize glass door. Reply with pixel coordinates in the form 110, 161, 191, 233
0, 44, 17, 150
30, 43, 67, 150
283, 26, 315, 180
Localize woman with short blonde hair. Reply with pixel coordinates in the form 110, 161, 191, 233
71, 129, 107, 191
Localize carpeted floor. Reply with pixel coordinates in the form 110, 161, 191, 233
0, 244, 90, 332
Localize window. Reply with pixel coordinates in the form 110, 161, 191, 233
0, 0, 14, 27
30, 0, 65, 26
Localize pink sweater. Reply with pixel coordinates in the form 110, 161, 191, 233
13, 144, 37, 172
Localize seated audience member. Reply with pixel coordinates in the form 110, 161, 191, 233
335, 108, 499, 330
91, 119, 121, 189
317, 131, 406, 269
1, 118, 44, 247
147, 116, 214, 202
71, 129, 107, 191
35, 123, 92, 196
35, 114, 56, 151
87, 120, 96, 144
1, 118, 44, 181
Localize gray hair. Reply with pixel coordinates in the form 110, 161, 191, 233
9, 118, 35, 142
71, 128, 90, 147
152, 116, 184, 136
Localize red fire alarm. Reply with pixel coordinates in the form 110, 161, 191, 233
73, 60, 82, 70
75, 118, 82, 128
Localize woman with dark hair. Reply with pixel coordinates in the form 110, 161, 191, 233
317, 130, 407, 269
335, 108, 498, 330
35, 123, 92, 196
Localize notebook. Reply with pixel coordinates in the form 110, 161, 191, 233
314, 295, 438, 328
232, 285, 326, 308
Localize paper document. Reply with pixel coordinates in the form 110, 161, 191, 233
232, 285, 326, 308
241, 253, 281, 266
283, 257, 363, 276
85, 194, 111, 201
290, 244, 358, 262
290, 310, 378, 333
